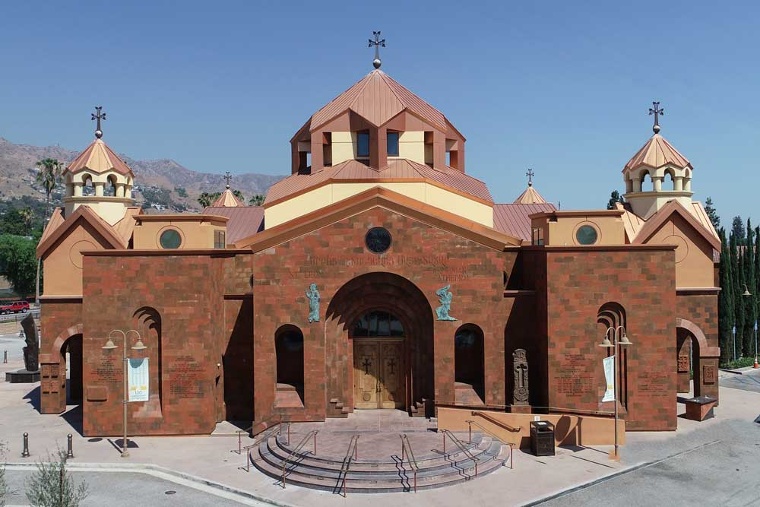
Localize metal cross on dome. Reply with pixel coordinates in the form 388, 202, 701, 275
369, 31, 385, 69
91, 106, 106, 139
649, 101, 664, 134
224, 171, 232, 189
526, 168, 535, 186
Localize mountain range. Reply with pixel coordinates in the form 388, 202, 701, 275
0, 137, 283, 210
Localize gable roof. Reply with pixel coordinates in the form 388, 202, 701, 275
203, 206, 264, 245
493, 203, 556, 243
36, 205, 128, 258
236, 187, 520, 251
307, 70, 449, 132
631, 199, 721, 251
265, 158, 492, 205
512, 185, 547, 205
64, 138, 134, 177
624, 133, 692, 172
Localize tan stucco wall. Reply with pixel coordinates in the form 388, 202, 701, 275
397, 131, 425, 164
644, 215, 715, 288
537, 214, 626, 246
331, 132, 355, 165
624, 192, 693, 220
64, 197, 131, 226
42, 222, 109, 296
132, 219, 226, 250
437, 407, 624, 448
266, 182, 493, 228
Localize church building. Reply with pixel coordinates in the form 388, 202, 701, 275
35, 51, 720, 439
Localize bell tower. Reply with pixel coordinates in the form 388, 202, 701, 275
622, 102, 693, 220
62, 107, 135, 225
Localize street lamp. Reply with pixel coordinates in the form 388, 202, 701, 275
599, 325, 632, 461
741, 285, 758, 368
102, 329, 146, 457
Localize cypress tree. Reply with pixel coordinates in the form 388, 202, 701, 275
744, 220, 756, 356
730, 233, 744, 360
718, 228, 734, 365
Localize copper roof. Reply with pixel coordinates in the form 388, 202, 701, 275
624, 134, 692, 172
36, 205, 128, 258
64, 139, 134, 176
265, 158, 492, 205
630, 199, 721, 251
211, 189, 244, 207
512, 185, 547, 204
203, 206, 264, 245
309, 70, 448, 131
493, 203, 556, 242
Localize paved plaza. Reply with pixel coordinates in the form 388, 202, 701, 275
1, 331, 759, 506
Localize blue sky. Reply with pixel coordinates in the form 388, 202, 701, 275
1, 1, 757, 227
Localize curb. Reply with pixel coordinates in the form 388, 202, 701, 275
5, 461, 296, 507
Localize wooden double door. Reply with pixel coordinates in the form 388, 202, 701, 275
353, 339, 405, 409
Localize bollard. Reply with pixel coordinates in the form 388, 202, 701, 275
22, 432, 30, 457
67, 434, 74, 458
3, 350, 6, 363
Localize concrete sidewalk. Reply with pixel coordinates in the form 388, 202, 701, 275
1, 349, 758, 506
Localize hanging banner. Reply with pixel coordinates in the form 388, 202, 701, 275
602, 355, 615, 402
128, 358, 149, 402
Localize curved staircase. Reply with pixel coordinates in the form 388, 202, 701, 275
251, 431, 508, 493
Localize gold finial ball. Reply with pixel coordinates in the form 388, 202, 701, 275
95, 130, 103, 139
653, 124, 661, 134
373, 58, 382, 69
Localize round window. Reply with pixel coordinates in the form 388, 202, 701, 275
575, 225, 598, 245
159, 229, 182, 249
365, 227, 392, 254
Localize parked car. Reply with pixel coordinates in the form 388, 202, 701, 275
0, 301, 30, 314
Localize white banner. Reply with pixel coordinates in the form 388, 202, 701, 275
602, 355, 615, 403
128, 358, 149, 402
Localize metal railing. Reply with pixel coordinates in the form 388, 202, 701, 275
471, 410, 522, 432
465, 419, 515, 469
239, 423, 287, 472
337, 435, 360, 497
233, 422, 291, 455
441, 429, 479, 477
281, 430, 318, 489
399, 434, 419, 493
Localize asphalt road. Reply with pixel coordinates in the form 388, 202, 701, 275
536, 380, 760, 507
3, 469, 274, 507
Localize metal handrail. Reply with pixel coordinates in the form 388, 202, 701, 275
338, 435, 360, 497
400, 434, 419, 493
441, 429, 479, 477
465, 419, 515, 469
239, 423, 286, 472
281, 430, 318, 489
471, 410, 522, 432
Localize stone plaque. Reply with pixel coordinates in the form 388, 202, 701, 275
168, 356, 205, 399
677, 355, 689, 373
513, 349, 529, 405
703, 364, 716, 385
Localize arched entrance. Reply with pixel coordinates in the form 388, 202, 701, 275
352, 311, 405, 409
326, 272, 434, 414
41, 324, 84, 415
676, 318, 720, 401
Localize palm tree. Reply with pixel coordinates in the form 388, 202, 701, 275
248, 194, 265, 206
34, 158, 62, 305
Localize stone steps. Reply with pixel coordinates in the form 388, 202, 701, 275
251, 432, 507, 493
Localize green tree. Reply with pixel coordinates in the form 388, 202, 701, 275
718, 228, 734, 365
25, 448, 87, 507
248, 194, 265, 206
0, 208, 36, 236
606, 190, 624, 210
0, 235, 37, 297
743, 220, 756, 356
232, 189, 244, 202
732, 216, 746, 245
35, 158, 63, 221
729, 232, 744, 360
704, 197, 720, 230
174, 187, 188, 198
197, 192, 221, 208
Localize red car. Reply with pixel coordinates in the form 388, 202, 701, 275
0, 301, 30, 314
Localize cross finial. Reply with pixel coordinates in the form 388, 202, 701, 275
649, 101, 664, 134
91, 106, 106, 139
224, 171, 232, 189
526, 168, 535, 187
368, 31, 385, 69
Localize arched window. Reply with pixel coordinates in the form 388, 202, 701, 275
454, 324, 485, 404
82, 174, 94, 196
105, 174, 118, 196
597, 302, 628, 409
664, 168, 676, 191
639, 170, 652, 191
275, 325, 304, 404
353, 311, 404, 337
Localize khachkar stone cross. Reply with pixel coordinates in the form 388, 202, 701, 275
92, 106, 106, 139
224, 171, 232, 189
526, 168, 535, 187
362, 357, 372, 375
649, 101, 664, 134
513, 348, 529, 405
369, 31, 385, 69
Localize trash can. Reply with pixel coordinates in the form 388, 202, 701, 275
530, 420, 555, 456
